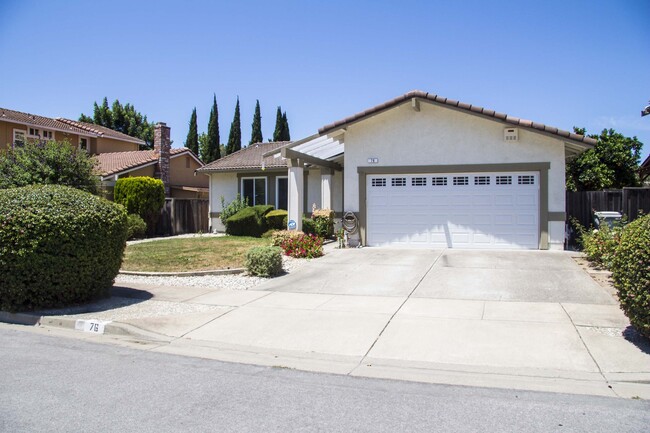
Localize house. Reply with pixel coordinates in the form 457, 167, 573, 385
199, 90, 596, 250
640, 154, 650, 185
95, 123, 208, 199
1, 108, 208, 198
1, 107, 144, 152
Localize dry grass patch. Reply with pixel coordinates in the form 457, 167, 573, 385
121, 236, 270, 272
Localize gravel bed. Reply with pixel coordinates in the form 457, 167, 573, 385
116, 255, 308, 290
68, 299, 226, 321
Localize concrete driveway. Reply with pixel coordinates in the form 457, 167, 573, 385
254, 248, 616, 304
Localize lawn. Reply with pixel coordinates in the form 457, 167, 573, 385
121, 236, 270, 272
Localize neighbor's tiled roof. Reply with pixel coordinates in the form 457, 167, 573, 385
57, 118, 145, 145
197, 141, 291, 172
95, 148, 190, 177
318, 90, 598, 146
0, 107, 92, 136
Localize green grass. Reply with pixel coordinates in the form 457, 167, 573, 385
121, 236, 270, 272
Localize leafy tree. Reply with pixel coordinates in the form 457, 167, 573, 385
185, 107, 199, 155
226, 97, 242, 155
0, 140, 99, 194
79, 98, 155, 149
281, 111, 291, 141
202, 94, 221, 163
566, 128, 643, 191
250, 100, 263, 144
273, 107, 283, 142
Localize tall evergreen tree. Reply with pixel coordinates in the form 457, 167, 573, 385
185, 107, 199, 155
203, 94, 221, 163
273, 107, 283, 142
250, 100, 263, 145
281, 111, 290, 141
226, 97, 241, 155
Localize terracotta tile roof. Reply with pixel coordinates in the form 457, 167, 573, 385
0, 107, 92, 136
57, 118, 145, 145
95, 147, 190, 177
318, 90, 598, 147
197, 141, 291, 172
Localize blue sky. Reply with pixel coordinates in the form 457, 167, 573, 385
1, 0, 649, 160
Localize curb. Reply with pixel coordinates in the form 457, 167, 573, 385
0, 311, 171, 342
119, 268, 245, 277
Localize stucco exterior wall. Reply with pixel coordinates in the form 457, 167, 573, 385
170, 155, 208, 189
121, 165, 156, 178
343, 102, 567, 249
95, 137, 139, 153
0, 121, 82, 149
306, 169, 321, 212
208, 172, 239, 231
333, 169, 343, 213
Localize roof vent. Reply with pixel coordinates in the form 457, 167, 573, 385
504, 127, 518, 142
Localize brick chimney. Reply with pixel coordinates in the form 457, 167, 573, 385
154, 122, 171, 196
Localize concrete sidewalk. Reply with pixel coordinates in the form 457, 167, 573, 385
3, 280, 649, 400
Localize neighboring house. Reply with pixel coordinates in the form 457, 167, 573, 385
1, 107, 144, 152
1, 108, 208, 199
95, 122, 208, 199
197, 141, 344, 232
202, 90, 596, 250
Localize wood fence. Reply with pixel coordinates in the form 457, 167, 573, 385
155, 198, 209, 236
566, 188, 650, 229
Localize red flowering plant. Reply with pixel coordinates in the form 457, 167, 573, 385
280, 233, 323, 258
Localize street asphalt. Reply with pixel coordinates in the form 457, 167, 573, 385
1, 327, 649, 433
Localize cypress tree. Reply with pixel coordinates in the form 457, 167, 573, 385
250, 100, 263, 145
204, 94, 220, 163
273, 106, 283, 142
281, 111, 290, 141
185, 107, 199, 155
226, 97, 241, 155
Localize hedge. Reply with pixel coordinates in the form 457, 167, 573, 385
114, 177, 165, 233
0, 185, 128, 311
226, 205, 274, 237
265, 209, 288, 230
611, 214, 650, 337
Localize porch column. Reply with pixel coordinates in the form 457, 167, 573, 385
287, 158, 303, 231
321, 167, 333, 210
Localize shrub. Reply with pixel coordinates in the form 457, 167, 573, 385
0, 139, 99, 194
312, 208, 334, 238
577, 222, 622, 269
280, 233, 324, 259
271, 230, 305, 247
0, 185, 127, 311
226, 205, 274, 237
220, 194, 249, 226
265, 209, 288, 230
302, 217, 317, 235
126, 214, 147, 240
611, 214, 650, 337
245, 246, 283, 277
114, 177, 165, 233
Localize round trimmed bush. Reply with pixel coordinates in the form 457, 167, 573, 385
611, 214, 650, 337
0, 185, 128, 311
245, 246, 283, 277
126, 214, 147, 240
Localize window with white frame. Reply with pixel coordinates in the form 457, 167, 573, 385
242, 177, 267, 206
13, 129, 26, 146
276, 176, 288, 210
27, 127, 54, 141
79, 137, 90, 152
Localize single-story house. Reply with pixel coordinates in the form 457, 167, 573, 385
1, 107, 145, 153
95, 123, 208, 199
199, 90, 596, 250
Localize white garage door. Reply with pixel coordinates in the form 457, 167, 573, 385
366, 172, 539, 249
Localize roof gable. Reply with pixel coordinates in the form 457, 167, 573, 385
319, 90, 596, 148
198, 141, 291, 172
95, 147, 197, 178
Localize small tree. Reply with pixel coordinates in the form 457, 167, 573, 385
0, 139, 99, 194
281, 111, 291, 141
114, 177, 165, 234
226, 97, 242, 155
185, 107, 199, 155
250, 99, 263, 144
273, 107, 283, 142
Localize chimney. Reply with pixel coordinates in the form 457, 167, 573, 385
154, 122, 171, 196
